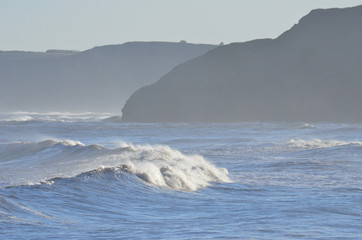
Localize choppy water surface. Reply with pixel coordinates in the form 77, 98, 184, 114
0, 113, 361, 239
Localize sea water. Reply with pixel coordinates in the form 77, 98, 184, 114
0, 112, 361, 239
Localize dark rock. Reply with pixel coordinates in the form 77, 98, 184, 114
122, 5, 362, 122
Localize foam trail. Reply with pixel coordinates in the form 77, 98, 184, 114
0, 140, 230, 191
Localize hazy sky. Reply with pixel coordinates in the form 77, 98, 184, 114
1, 0, 361, 51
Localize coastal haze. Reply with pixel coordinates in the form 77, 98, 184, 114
0, 42, 215, 113
1, 0, 361, 118
1, 1, 362, 240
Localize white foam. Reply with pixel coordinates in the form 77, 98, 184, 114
289, 139, 362, 149
3, 115, 34, 122
61, 140, 85, 146
109, 143, 230, 191
296, 123, 315, 129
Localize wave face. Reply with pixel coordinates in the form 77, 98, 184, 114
0, 140, 229, 191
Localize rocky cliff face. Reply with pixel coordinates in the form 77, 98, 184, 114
122, 5, 362, 122
0, 42, 215, 113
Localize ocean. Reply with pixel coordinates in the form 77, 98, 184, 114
0, 112, 361, 239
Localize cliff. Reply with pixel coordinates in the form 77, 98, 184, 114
122, 5, 362, 122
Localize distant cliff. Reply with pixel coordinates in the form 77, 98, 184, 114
0, 42, 215, 113
122, 5, 362, 122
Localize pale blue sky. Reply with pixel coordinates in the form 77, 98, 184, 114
1, 0, 361, 51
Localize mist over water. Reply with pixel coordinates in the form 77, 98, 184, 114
0, 113, 361, 239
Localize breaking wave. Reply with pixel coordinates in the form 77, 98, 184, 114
289, 139, 362, 149
0, 112, 113, 123
0, 140, 230, 191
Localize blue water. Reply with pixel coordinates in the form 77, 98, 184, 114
0, 113, 361, 239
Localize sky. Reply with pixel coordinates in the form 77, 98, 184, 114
1, 0, 361, 52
